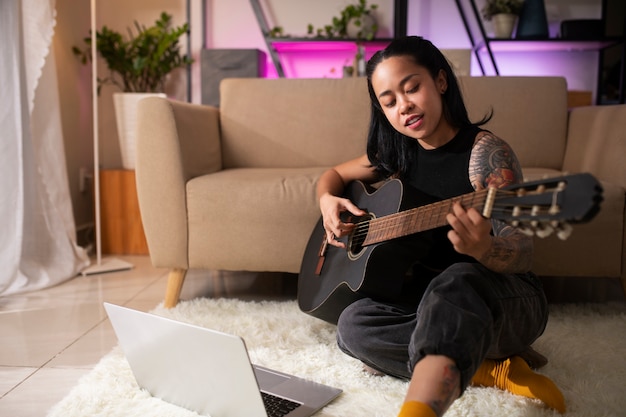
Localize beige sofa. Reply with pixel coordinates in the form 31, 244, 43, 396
136, 76, 626, 308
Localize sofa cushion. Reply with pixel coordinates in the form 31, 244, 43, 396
186, 167, 327, 272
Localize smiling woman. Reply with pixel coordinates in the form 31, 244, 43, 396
315, 36, 565, 417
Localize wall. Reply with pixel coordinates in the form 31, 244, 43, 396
55, 0, 606, 233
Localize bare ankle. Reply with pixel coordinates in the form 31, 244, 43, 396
404, 355, 460, 416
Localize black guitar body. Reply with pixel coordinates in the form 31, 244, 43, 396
297, 180, 434, 324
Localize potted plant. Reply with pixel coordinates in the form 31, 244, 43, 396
73, 12, 192, 169
307, 0, 378, 41
481, 0, 524, 38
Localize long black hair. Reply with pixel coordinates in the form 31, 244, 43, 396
365, 36, 491, 179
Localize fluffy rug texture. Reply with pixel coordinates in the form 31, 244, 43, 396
47, 299, 626, 417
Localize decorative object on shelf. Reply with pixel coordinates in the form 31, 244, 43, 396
343, 44, 367, 78
481, 0, 523, 39
515, 0, 550, 39
72, 12, 192, 169
307, 0, 378, 40
346, 11, 377, 40
354, 44, 366, 76
491, 13, 518, 38
560, 19, 604, 40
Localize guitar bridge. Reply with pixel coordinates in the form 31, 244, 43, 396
314, 236, 328, 276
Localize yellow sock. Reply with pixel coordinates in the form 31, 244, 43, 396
471, 356, 565, 413
397, 401, 437, 417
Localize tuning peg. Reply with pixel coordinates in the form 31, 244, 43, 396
529, 219, 554, 238
535, 226, 554, 239
555, 223, 573, 240
518, 226, 535, 237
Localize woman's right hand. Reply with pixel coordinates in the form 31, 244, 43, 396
316, 155, 377, 248
319, 192, 367, 248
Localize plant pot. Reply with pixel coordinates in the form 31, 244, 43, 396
113, 92, 166, 170
492, 13, 517, 38
346, 14, 377, 40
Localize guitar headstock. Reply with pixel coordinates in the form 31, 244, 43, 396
490, 173, 603, 240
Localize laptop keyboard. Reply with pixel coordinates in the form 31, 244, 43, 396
261, 391, 302, 417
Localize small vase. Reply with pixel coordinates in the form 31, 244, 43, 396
492, 13, 517, 38
516, 0, 549, 39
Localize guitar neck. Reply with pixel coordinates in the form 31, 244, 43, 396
362, 189, 491, 246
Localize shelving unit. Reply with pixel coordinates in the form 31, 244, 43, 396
269, 39, 393, 53
249, 0, 407, 78
454, 0, 625, 104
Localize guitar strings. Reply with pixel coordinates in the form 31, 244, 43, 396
348, 188, 555, 244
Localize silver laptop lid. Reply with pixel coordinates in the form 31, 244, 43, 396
104, 302, 267, 417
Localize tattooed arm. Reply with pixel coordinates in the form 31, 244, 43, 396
453, 131, 534, 274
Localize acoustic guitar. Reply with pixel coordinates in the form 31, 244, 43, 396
297, 173, 603, 324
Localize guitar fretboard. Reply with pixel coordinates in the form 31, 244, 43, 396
360, 189, 492, 246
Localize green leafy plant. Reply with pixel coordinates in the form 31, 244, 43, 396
307, 0, 378, 40
72, 12, 192, 93
481, 0, 524, 21
268, 26, 290, 38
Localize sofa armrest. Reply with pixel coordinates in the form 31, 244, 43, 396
136, 97, 222, 268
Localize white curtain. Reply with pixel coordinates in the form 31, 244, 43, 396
0, 0, 89, 296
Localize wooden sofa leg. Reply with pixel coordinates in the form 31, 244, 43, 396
164, 268, 187, 308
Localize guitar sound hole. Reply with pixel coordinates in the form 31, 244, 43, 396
347, 213, 374, 260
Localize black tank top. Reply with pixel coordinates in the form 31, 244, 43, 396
407, 125, 479, 199
405, 125, 482, 271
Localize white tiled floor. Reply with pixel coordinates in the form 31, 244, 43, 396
0, 255, 297, 417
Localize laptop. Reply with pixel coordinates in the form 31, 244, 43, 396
104, 302, 342, 417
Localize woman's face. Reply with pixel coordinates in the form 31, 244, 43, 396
371, 55, 455, 148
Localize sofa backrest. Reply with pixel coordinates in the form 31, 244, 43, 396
564, 104, 626, 188
219, 76, 568, 170
459, 76, 568, 170
220, 77, 370, 169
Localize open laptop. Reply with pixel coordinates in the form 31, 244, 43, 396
104, 302, 342, 417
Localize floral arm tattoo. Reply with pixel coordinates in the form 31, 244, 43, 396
468, 132, 533, 273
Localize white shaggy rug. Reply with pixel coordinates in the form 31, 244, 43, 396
47, 299, 626, 417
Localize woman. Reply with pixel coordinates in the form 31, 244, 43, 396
316, 37, 565, 417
